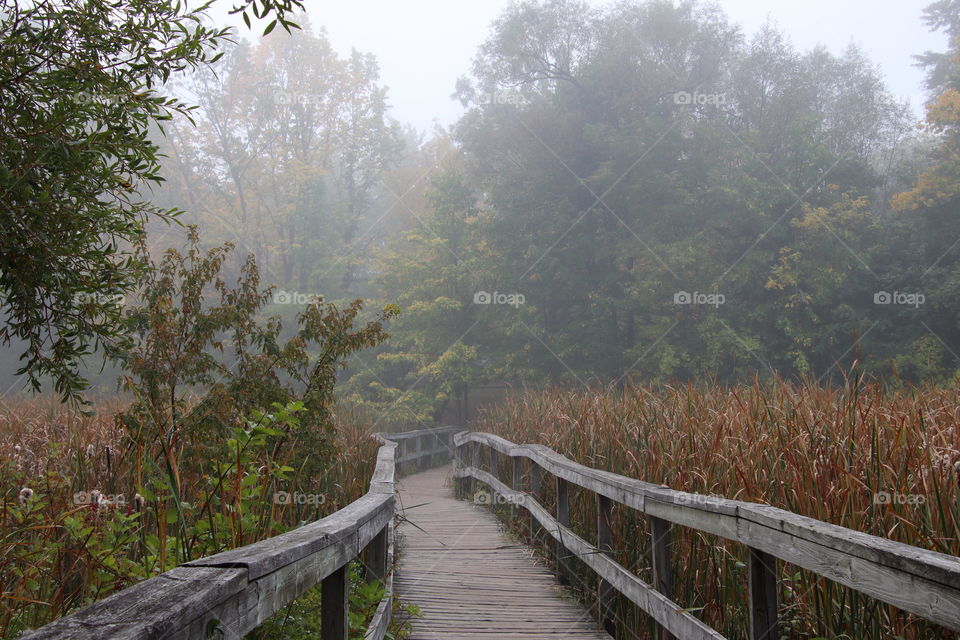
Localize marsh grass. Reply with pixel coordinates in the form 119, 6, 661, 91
0, 396, 380, 638
475, 377, 960, 639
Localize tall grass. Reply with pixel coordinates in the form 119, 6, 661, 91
0, 396, 380, 638
474, 377, 960, 639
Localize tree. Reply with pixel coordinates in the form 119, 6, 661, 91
117, 229, 396, 549
347, 168, 485, 426
155, 26, 404, 298
0, 0, 305, 400
437, 0, 913, 386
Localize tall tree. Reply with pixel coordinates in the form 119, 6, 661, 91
0, 0, 305, 398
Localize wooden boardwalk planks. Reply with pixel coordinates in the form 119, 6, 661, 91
395, 465, 611, 639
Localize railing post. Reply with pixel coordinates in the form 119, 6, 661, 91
650, 516, 675, 640
530, 462, 542, 539
321, 563, 348, 640
470, 440, 480, 498
454, 441, 464, 499
400, 438, 410, 476
555, 476, 571, 585
749, 547, 779, 640
512, 456, 522, 520
366, 523, 389, 586
597, 494, 616, 636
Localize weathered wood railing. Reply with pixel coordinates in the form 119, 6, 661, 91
24, 426, 463, 640
453, 431, 960, 640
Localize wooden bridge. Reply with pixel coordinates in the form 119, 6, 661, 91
24, 427, 960, 639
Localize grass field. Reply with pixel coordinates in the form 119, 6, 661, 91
473, 378, 960, 639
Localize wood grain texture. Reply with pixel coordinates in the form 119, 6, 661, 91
395, 466, 612, 640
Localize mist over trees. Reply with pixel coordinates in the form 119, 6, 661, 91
3, 0, 960, 425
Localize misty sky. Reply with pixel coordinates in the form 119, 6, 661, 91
219, 1, 946, 134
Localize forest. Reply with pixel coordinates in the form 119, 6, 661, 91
2, 0, 960, 638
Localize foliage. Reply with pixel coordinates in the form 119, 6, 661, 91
0, 394, 386, 638
0, 227, 395, 636
154, 24, 405, 298
343, 168, 487, 427
346, 0, 954, 399
113, 230, 395, 554
0, 0, 304, 400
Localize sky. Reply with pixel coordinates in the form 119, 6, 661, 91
217, 0, 948, 134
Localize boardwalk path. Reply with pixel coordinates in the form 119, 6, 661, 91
395, 465, 611, 639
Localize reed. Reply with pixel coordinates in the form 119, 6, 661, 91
474, 377, 960, 639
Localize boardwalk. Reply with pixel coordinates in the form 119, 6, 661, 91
395, 465, 611, 640
25, 428, 960, 640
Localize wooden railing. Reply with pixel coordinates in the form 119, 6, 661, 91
453, 431, 960, 640
23, 426, 463, 640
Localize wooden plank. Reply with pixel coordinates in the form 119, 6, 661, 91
185, 493, 392, 580
465, 467, 727, 640
365, 524, 389, 585
363, 522, 395, 640
455, 431, 960, 633
748, 547, 779, 640
383, 426, 462, 443
530, 461, 542, 538
321, 564, 348, 640
736, 517, 960, 631
396, 466, 611, 640
395, 445, 453, 466
597, 494, 616, 636
650, 516, 675, 640
740, 502, 960, 589
514, 455, 524, 521
19, 566, 250, 640
556, 475, 572, 586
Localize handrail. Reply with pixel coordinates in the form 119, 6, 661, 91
23, 425, 463, 640
454, 431, 960, 640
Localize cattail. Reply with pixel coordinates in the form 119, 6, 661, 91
133, 493, 146, 510
19, 487, 33, 504
85, 444, 95, 458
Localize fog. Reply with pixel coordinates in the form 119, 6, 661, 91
208, 0, 945, 132
4, 2, 960, 637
